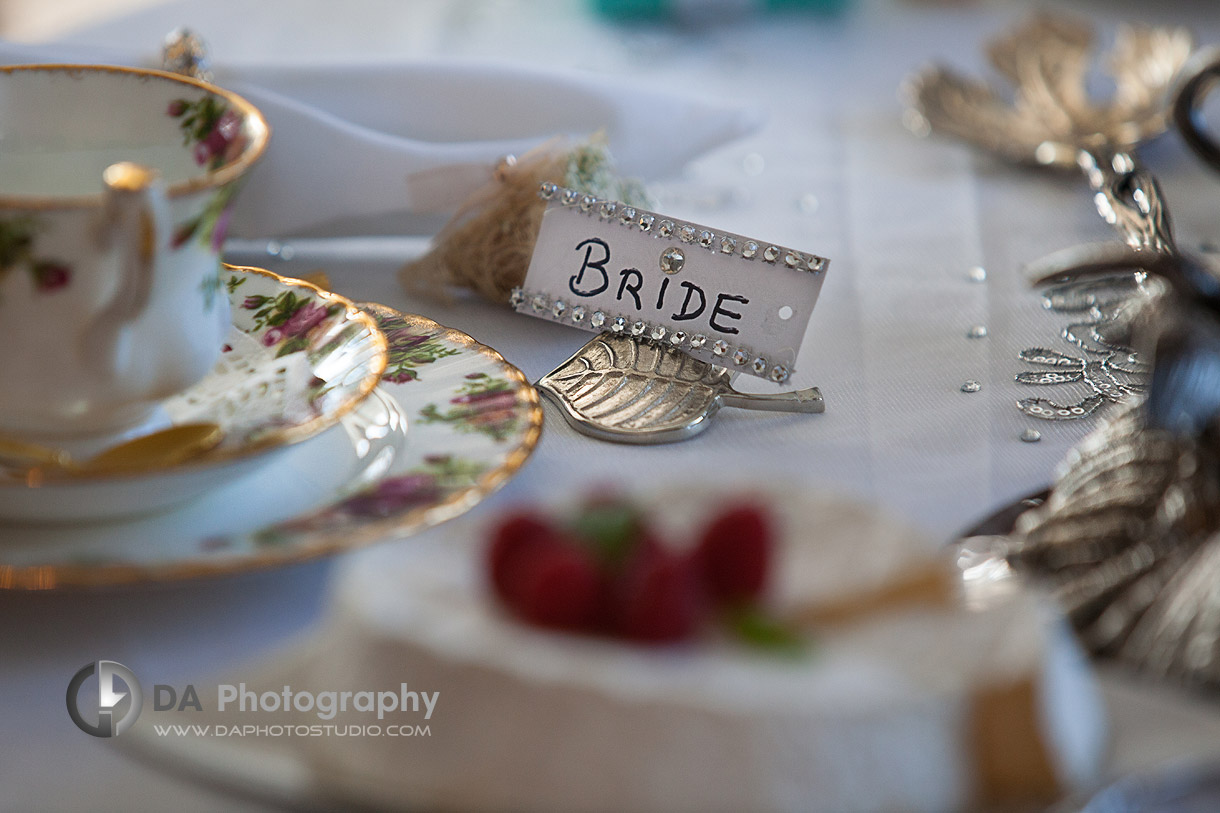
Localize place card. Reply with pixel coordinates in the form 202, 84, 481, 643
512, 184, 829, 383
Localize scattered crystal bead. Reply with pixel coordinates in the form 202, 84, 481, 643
769, 365, 790, 383
658, 220, 675, 238
720, 236, 737, 254
599, 201, 617, 220
660, 247, 685, 275
689, 334, 707, 349
631, 320, 647, 337
561, 188, 579, 205
571, 305, 586, 323
967, 325, 988, 339
732, 348, 750, 366
1020, 428, 1042, 443
531, 294, 547, 312
619, 207, 637, 225
742, 241, 759, 259
712, 340, 729, 356
552, 300, 567, 318
538, 182, 557, 200
678, 224, 697, 243
610, 316, 627, 333
763, 245, 781, 263
509, 288, 525, 308
698, 230, 714, 248
961, 380, 981, 393
638, 214, 654, 232
590, 311, 606, 328
751, 356, 767, 374
579, 195, 595, 213
650, 325, 668, 341
669, 331, 686, 346
968, 265, 987, 282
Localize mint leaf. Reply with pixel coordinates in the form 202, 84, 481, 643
724, 605, 809, 658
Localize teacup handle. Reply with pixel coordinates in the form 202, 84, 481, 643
1173, 46, 1220, 174
83, 162, 170, 379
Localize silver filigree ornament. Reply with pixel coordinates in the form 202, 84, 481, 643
958, 248, 1220, 689
903, 13, 1193, 254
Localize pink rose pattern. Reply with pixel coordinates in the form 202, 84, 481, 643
0, 217, 72, 294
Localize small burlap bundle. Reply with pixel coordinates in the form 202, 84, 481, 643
400, 137, 650, 304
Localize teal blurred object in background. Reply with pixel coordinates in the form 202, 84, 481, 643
592, 0, 851, 24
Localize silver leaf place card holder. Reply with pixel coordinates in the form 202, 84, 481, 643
513, 183, 827, 444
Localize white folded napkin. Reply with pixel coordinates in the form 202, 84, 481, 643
0, 39, 759, 238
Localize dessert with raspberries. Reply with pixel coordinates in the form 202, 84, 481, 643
488, 497, 801, 650
305, 489, 1106, 813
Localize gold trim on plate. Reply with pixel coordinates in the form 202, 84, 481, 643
0, 299, 543, 590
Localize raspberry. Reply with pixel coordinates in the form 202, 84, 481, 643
695, 503, 774, 605
511, 539, 602, 631
487, 512, 553, 600
616, 543, 703, 643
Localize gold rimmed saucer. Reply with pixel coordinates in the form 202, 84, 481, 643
0, 301, 542, 588
0, 264, 387, 521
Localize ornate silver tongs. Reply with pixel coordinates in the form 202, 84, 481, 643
904, 13, 1193, 254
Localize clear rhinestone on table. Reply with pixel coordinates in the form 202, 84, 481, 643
689, 334, 707, 350
1020, 428, 1042, 443
658, 220, 675, 238
960, 380, 981, 393
638, 214, 654, 232
669, 331, 686, 346
967, 325, 988, 339
619, 207, 637, 226
561, 188, 579, 205
590, 311, 607, 328
712, 340, 729, 356
509, 288, 525, 308
610, 316, 627, 333
579, 195, 595, 213
599, 201, 617, 220
538, 182, 557, 200
660, 247, 685, 275
697, 230, 714, 249
531, 294, 547, 312
968, 265, 987, 282
783, 251, 801, 269
720, 236, 737, 254
571, 305, 587, 323
769, 365, 790, 383
732, 348, 750, 366
751, 357, 767, 374
742, 241, 759, 259
678, 224, 697, 243
631, 320, 647, 337
763, 245, 781, 263
650, 325, 668, 341
552, 300, 567, 318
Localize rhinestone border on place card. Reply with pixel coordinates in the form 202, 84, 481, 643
513, 184, 829, 383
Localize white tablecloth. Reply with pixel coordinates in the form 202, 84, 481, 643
5, 1, 1220, 809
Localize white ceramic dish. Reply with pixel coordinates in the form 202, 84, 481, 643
0, 302, 541, 588
0, 265, 387, 522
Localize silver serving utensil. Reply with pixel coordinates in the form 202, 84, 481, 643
904, 13, 1193, 254
538, 333, 823, 444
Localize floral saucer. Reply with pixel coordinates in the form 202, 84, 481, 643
0, 265, 387, 522
0, 302, 542, 588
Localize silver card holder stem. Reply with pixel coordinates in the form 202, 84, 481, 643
537, 332, 822, 444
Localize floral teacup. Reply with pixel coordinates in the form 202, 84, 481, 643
0, 64, 269, 444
